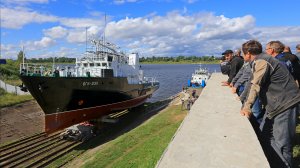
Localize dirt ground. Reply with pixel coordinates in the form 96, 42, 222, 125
0, 100, 45, 144
0, 88, 202, 145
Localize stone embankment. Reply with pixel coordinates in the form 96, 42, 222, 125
156, 73, 269, 168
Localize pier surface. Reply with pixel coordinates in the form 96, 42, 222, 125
156, 73, 269, 168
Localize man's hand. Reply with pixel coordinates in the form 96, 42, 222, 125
221, 81, 229, 86
240, 109, 252, 118
231, 87, 237, 93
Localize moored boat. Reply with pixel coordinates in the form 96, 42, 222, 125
188, 64, 210, 88
19, 39, 159, 133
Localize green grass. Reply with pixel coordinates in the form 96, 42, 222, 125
81, 105, 185, 168
0, 88, 33, 108
293, 118, 300, 168
46, 102, 186, 168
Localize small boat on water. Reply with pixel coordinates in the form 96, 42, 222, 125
19, 38, 159, 133
188, 64, 210, 88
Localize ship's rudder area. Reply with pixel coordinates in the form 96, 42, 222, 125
45, 94, 150, 134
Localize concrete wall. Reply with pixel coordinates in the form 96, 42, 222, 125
156, 73, 269, 168
0, 79, 30, 95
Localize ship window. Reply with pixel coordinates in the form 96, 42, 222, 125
102, 63, 107, 67
96, 63, 101, 67
84, 63, 88, 67
108, 56, 113, 62
109, 63, 111, 67
90, 63, 94, 67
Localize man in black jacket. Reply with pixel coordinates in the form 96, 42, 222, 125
282, 46, 300, 88
221, 49, 244, 86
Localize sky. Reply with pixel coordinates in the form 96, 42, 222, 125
1, 0, 300, 59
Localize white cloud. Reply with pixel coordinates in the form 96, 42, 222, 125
103, 12, 251, 56
1, 44, 15, 52
249, 27, 300, 53
113, 0, 139, 5
0, 7, 58, 29
66, 26, 102, 43
43, 26, 68, 39
106, 12, 196, 41
0, 7, 105, 29
101, 11, 300, 56
0, 44, 22, 59
59, 18, 104, 28
1, 0, 49, 4
27, 46, 82, 58
23, 37, 56, 51
196, 15, 255, 40
186, 0, 198, 4
2, 7, 300, 58
34, 37, 55, 48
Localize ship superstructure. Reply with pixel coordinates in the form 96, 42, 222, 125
19, 39, 159, 133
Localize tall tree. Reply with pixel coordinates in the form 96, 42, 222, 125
17, 51, 24, 63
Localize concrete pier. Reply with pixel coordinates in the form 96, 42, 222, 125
156, 73, 269, 168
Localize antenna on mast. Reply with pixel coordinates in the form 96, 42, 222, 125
85, 27, 88, 56
104, 13, 106, 45
22, 46, 25, 69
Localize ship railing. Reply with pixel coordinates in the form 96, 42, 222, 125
142, 77, 158, 86
20, 63, 54, 77
20, 63, 79, 77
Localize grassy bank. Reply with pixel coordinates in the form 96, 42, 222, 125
0, 88, 33, 108
293, 120, 300, 167
81, 105, 185, 168
47, 101, 187, 168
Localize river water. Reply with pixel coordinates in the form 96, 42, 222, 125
142, 64, 221, 102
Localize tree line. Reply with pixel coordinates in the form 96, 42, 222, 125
139, 56, 219, 63
7, 51, 74, 63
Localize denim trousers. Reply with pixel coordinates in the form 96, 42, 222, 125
251, 98, 263, 124
259, 103, 299, 168
238, 85, 263, 123
237, 85, 244, 96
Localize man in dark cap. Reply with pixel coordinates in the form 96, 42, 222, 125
221, 49, 244, 86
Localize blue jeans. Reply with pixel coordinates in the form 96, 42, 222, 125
251, 98, 263, 124
239, 84, 263, 123
259, 103, 299, 168
237, 85, 244, 96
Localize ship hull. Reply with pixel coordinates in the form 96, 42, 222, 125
45, 94, 150, 133
20, 76, 159, 133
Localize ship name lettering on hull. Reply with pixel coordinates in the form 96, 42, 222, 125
82, 81, 99, 86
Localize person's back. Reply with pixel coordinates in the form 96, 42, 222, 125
295, 44, 300, 60
283, 46, 300, 87
254, 54, 300, 117
227, 55, 244, 83
232, 62, 251, 96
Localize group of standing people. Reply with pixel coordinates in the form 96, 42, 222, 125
221, 40, 300, 168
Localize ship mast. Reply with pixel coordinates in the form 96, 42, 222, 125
104, 13, 106, 48
22, 46, 25, 69
85, 27, 88, 58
